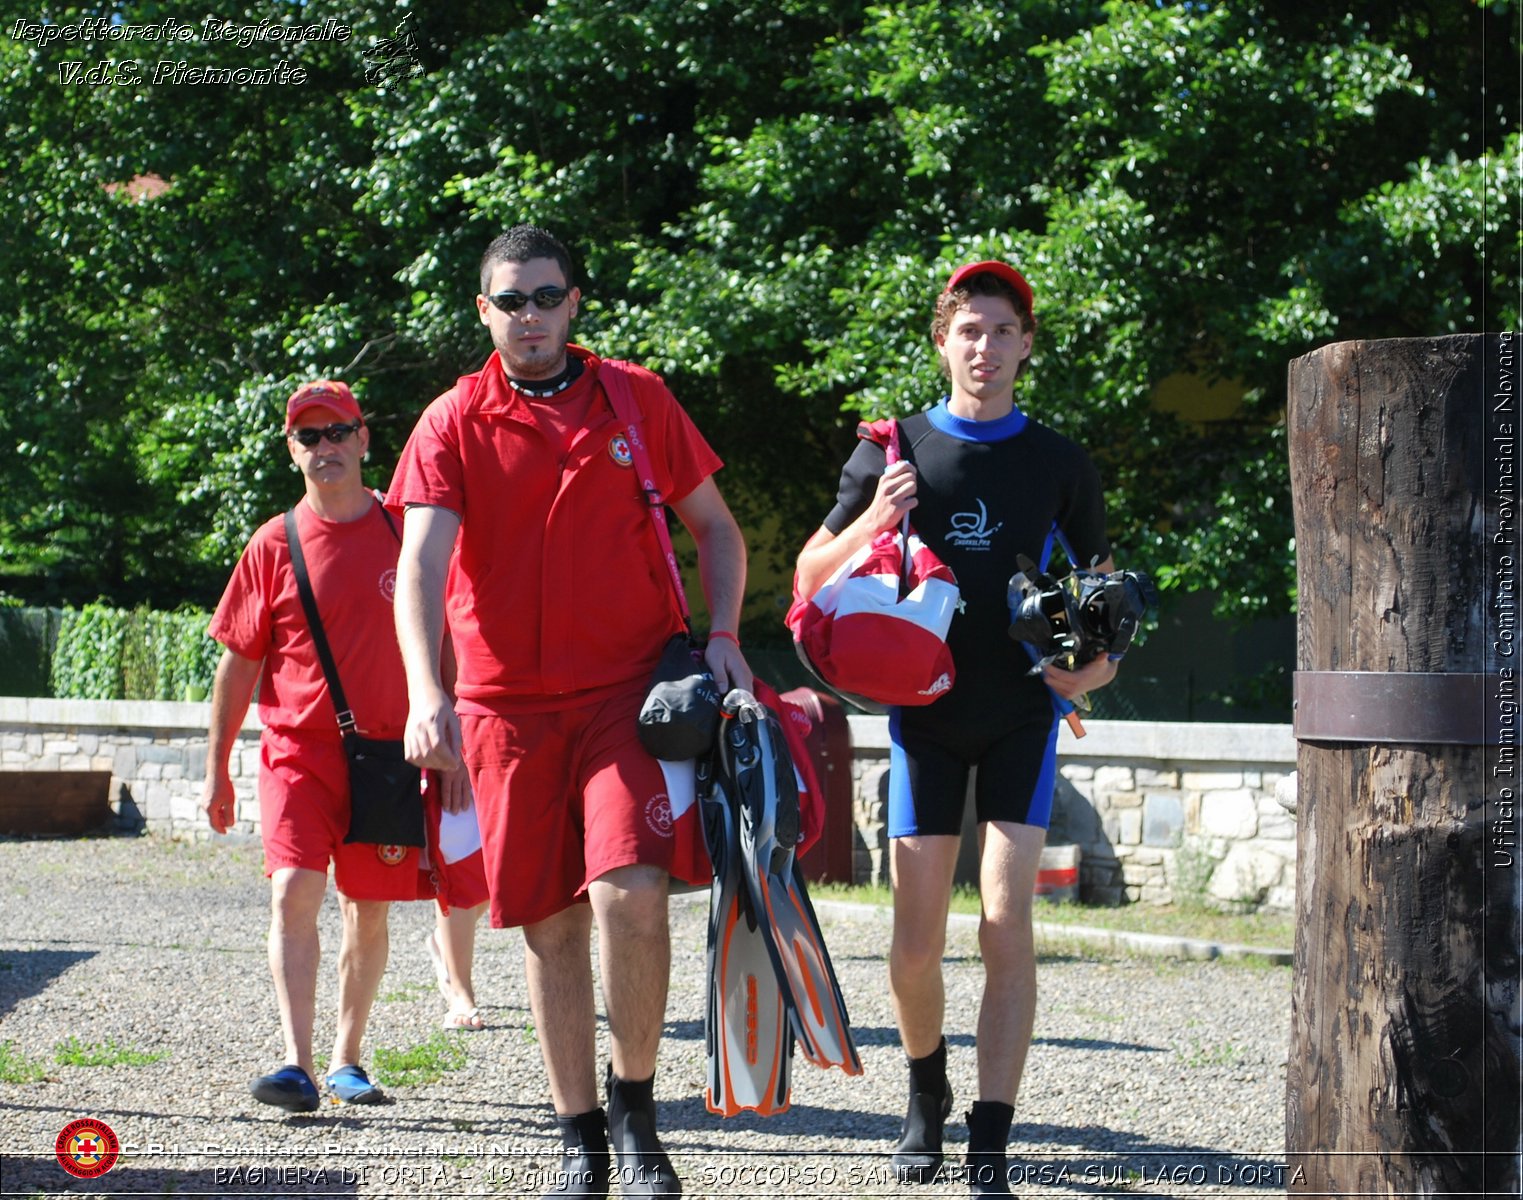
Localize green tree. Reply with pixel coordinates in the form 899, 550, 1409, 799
1, 0, 1514, 644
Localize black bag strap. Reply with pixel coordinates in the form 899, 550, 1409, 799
283, 505, 359, 736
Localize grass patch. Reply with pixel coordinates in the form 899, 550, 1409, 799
810, 882, 1293, 948
379, 982, 433, 1003
55, 1037, 168, 1068
1178, 1038, 1243, 1067
372, 1032, 468, 1088
0, 1041, 48, 1084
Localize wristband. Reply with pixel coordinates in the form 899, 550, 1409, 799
1107, 652, 1126, 662
708, 630, 741, 647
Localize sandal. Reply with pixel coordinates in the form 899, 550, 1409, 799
443, 1004, 484, 1031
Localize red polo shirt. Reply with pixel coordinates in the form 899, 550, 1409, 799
208, 497, 406, 738
387, 346, 722, 715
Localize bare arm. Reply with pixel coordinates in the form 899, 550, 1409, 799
200, 647, 262, 834
793, 460, 918, 598
396, 503, 463, 770
670, 476, 752, 695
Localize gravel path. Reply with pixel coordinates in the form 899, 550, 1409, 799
0, 836, 1293, 1198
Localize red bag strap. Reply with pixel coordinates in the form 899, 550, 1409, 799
599, 360, 693, 629
854, 418, 913, 594
856, 417, 901, 465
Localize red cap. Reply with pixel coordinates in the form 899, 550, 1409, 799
943, 260, 1034, 316
285, 380, 361, 429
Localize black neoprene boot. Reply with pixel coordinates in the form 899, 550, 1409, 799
543, 1108, 610, 1199
605, 1067, 681, 1198
892, 1038, 952, 1184
964, 1101, 1015, 1196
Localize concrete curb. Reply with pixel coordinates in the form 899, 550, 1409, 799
807, 897, 1294, 966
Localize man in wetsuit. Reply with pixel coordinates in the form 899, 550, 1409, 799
795, 262, 1123, 1195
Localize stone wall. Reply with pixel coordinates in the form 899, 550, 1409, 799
0, 698, 260, 841
847, 716, 1298, 911
1, 699, 1298, 910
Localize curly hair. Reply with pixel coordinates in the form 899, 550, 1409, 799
931, 272, 1038, 380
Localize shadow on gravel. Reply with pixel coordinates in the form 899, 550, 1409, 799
669, 1097, 902, 1146
1032, 1034, 1167, 1054
1012, 1123, 1290, 1191
0, 947, 95, 1017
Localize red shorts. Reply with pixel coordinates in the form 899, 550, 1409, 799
416, 773, 491, 913
461, 687, 709, 928
258, 728, 424, 901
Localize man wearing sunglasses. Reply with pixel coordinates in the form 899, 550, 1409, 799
201, 380, 489, 1114
389, 224, 750, 1199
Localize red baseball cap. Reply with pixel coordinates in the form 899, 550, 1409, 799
286, 380, 361, 429
943, 260, 1034, 317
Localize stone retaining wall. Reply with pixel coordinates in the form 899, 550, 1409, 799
0, 698, 259, 840
1, 699, 1298, 909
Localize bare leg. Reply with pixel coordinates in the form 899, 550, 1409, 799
592, 863, 678, 1196
329, 896, 390, 1072
523, 902, 598, 1115
435, 901, 486, 1025
267, 867, 327, 1080
588, 863, 670, 1081
888, 835, 961, 1057
974, 820, 1046, 1105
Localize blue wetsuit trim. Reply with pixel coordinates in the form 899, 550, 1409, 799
926, 397, 1028, 442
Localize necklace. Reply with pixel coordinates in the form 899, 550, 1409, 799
508, 357, 583, 399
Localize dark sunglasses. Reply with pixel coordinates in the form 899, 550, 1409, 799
288, 421, 361, 447
486, 285, 569, 314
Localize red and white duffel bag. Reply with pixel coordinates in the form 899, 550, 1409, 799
786, 420, 960, 710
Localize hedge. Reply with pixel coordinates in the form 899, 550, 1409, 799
47, 604, 222, 702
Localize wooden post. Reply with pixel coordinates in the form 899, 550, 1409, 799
1286, 334, 1520, 1197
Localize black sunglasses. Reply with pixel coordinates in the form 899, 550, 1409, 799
486, 285, 569, 314
288, 421, 362, 447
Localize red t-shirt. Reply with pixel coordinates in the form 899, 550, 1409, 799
208, 497, 407, 738
386, 346, 722, 714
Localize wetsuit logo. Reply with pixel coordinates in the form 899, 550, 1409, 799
608, 434, 634, 467
945, 499, 1002, 550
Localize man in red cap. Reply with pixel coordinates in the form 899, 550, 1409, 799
796, 262, 1124, 1194
201, 380, 488, 1113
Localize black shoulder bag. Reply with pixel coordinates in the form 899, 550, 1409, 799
283, 505, 425, 848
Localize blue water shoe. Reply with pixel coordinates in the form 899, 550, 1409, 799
326, 1064, 387, 1105
249, 1065, 320, 1113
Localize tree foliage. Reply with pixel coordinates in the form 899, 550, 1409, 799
2, 0, 1515, 631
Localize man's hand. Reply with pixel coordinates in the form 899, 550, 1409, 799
434, 764, 472, 815
405, 693, 464, 771
864, 459, 918, 535
202, 774, 236, 835
1042, 654, 1119, 701
705, 637, 753, 697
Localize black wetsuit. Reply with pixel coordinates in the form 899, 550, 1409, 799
823, 399, 1110, 834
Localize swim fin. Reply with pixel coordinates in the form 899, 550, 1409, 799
723, 691, 863, 1077
701, 761, 793, 1117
